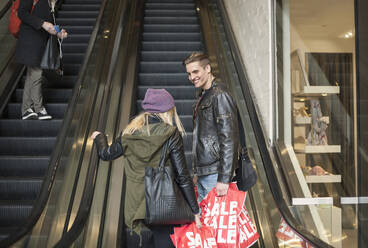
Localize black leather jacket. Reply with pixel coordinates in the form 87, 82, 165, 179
94, 120, 200, 215
192, 80, 239, 183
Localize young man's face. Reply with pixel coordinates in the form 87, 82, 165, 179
185, 61, 212, 90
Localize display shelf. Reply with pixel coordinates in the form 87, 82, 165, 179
306, 175, 342, 183
294, 116, 329, 125
293, 86, 340, 97
295, 145, 341, 154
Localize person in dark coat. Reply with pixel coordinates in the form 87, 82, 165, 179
91, 89, 201, 248
184, 52, 239, 203
13, 0, 67, 120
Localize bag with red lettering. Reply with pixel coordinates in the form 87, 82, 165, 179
276, 218, 314, 248
237, 207, 259, 247
200, 183, 258, 248
170, 222, 218, 248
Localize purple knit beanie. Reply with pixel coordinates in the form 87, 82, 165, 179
141, 88, 175, 113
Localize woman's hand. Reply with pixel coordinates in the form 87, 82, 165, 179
194, 214, 201, 229
91, 131, 102, 140
42, 21, 57, 35
57, 29, 68, 39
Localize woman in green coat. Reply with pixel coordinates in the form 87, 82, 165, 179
91, 89, 200, 247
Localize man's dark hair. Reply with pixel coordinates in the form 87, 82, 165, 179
183, 52, 210, 68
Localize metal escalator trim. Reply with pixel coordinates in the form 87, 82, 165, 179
52, 0, 138, 247
197, 0, 334, 247
0, 0, 109, 246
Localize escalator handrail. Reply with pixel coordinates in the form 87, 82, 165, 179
0, 0, 12, 20
0, 0, 109, 246
52, 1, 132, 247
206, 1, 334, 247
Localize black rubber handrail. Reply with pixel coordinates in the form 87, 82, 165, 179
0, 0, 108, 246
210, 1, 334, 247
0, 0, 12, 20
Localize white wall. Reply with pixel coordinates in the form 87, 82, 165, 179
223, 0, 274, 141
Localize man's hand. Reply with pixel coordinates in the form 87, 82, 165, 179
194, 214, 201, 229
216, 182, 229, 196
193, 175, 197, 185
42, 21, 56, 35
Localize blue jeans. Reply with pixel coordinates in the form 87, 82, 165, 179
197, 173, 218, 203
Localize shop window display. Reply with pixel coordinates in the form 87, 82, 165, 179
276, 0, 357, 247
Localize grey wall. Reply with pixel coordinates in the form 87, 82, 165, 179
223, 0, 274, 140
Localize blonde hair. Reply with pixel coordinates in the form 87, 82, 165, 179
122, 107, 186, 136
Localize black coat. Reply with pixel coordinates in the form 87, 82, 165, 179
14, 0, 53, 67
192, 79, 239, 183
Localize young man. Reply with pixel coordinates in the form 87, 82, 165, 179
184, 52, 239, 202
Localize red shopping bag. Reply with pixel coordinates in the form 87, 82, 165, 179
170, 222, 218, 248
237, 208, 260, 247
200, 183, 247, 248
276, 218, 314, 248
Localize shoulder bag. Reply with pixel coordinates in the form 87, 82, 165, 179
145, 139, 194, 225
40, 2, 63, 76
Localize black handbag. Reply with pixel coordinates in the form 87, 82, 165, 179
233, 113, 257, 191
40, 9, 63, 75
234, 147, 257, 191
145, 139, 194, 225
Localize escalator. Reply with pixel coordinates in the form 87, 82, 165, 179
0, 0, 101, 243
50, 0, 335, 248
0, 0, 338, 247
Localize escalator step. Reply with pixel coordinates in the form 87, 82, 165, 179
179, 115, 193, 132
0, 202, 33, 227
57, 18, 97, 26
0, 178, 43, 200
137, 99, 194, 115
144, 24, 200, 33
138, 85, 195, 99
62, 63, 82, 75
145, 3, 195, 10
61, 4, 101, 11
44, 75, 78, 89
63, 43, 89, 54
142, 33, 201, 42
57, 11, 99, 18
144, 17, 197, 25
142, 41, 202, 51
0, 119, 62, 137
14, 89, 73, 103
140, 61, 189, 73
0, 137, 56, 156
63, 34, 91, 43
63, 53, 85, 64
0, 156, 49, 177
144, 9, 196, 17
141, 51, 193, 61
139, 73, 188, 85
7, 103, 68, 119
0, 227, 18, 241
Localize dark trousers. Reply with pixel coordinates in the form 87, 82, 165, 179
151, 225, 175, 248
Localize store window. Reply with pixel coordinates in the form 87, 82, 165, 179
276, 0, 358, 247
